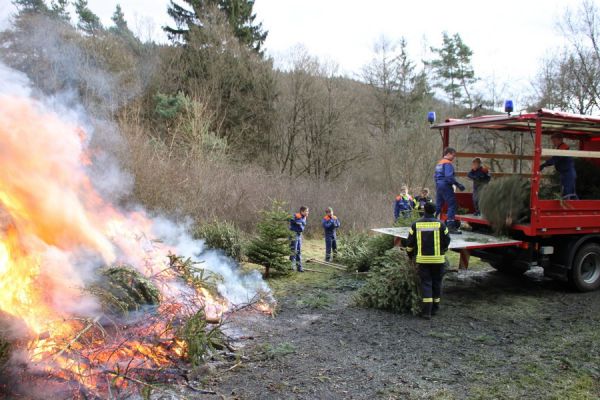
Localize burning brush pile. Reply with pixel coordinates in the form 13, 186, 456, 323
0, 65, 272, 399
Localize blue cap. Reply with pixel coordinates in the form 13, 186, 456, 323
427, 111, 436, 123
504, 100, 514, 114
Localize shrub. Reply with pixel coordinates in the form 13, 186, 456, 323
337, 232, 395, 272
394, 210, 421, 227
195, 220, 244, 262
246, 201, 292, 278
355, 247, 421, 315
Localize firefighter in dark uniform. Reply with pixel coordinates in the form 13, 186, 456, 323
406, 202, 451, 319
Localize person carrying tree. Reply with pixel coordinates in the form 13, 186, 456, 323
322, 207, 341, 262
406, 202, 451, 319
289, 206, 309, 272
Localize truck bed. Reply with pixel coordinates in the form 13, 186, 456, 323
371, 227, 523, 250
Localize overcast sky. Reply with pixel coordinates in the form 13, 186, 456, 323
0, 0, 582, 101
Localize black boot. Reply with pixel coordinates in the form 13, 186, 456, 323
447, 220, 462, 234
432, 303, 440, 316
420, 302, 432, 320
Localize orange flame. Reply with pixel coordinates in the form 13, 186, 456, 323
0, 93, 237, 393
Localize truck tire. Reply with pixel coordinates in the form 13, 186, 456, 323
569, 243, 600, 292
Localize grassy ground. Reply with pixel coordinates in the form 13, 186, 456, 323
209, 239, 600, 400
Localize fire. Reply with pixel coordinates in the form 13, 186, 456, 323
0, 91, 261, 397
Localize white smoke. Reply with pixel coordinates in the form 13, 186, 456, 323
0, 57, 271, 314
152, 216, 271, 305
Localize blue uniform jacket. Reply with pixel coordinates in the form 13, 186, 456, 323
415, 195, 432, 210
290, 213, 306, 233
435, 159, 461, 187
394, 195, 414, 220
542, 143, 575, 174
467, 167, 491, 189
322, 215, 340, 236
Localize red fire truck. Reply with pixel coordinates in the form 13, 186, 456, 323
376, 109, 600, 292
440, 108, 600, 292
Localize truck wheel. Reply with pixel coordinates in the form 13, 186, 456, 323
569, 243, 600, 292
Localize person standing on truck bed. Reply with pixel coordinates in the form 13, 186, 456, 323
467, 158, 491, 216
434, 147, 465, 233
406, 202, 451, 319
540, 133, 578, 200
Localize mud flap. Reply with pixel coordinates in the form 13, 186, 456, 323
459, 249, 470, 269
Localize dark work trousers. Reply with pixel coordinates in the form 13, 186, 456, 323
418, 262, 445, 305
560, 171, 578, 200
435, 184, 457, 222
325, 233, 337, 261
290, 233, 303, 270
472, 183, 486, 214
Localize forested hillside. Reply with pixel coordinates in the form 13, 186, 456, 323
2, 0, 598, 232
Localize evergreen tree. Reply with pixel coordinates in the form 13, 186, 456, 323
111, 4, 128, 33
50, 0, 70, 21
74, 0, 102, 35
246, 201, 292, 278
163, 0, 267, 52
13, 0, 70, 21
13, 0, 49, 14
428, 32, 477, 108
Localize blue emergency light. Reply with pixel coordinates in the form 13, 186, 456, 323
427, 111, 436, 124
504, 100, 514, 114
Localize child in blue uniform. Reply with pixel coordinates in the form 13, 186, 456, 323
289, 206, 309, 272
467, 158, 491, 216
394, 186, 414, 221
322, 207, 341, 262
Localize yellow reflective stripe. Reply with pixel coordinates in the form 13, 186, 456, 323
444, 228, 449, 235
416, 222, 442, 229
422, 298, 433, 303
434, 229, 440, 256
406, 247, 414, 251
408, 228, 414, 234
433, 298, 441, 303
416, 255, 445, 263
416, 229, 422, 258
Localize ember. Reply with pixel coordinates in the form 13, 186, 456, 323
0, 64, 273, 398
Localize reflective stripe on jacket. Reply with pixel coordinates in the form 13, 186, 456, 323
406, 217, 451, 264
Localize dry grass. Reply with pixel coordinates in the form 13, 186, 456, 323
118, 112, 394, 234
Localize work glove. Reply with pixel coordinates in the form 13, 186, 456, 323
457, 183, 466, 192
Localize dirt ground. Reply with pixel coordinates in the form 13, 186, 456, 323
202, 240, 600, 400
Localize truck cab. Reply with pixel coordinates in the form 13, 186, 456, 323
433, 109, 600, 291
